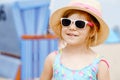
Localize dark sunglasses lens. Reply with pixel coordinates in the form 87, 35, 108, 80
75, 21, 85, 28
62, 19, 71, 26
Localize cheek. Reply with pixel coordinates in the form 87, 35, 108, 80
78, 29, 90, 39
80, 29, 88, 33
61, 28, 67, 37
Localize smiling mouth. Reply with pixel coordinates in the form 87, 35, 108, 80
67, 33, 79, 37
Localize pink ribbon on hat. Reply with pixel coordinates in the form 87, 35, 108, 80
69, 2, 102, 17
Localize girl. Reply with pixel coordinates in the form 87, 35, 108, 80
40, 0, 110, 80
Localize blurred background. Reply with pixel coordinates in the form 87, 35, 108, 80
0, 0, 120, 80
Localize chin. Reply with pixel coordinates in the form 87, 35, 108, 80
67, 42, 80, 46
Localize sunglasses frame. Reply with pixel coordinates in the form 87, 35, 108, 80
61, 18, 94, 29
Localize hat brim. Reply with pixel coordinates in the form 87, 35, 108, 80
50, 6, 109, 46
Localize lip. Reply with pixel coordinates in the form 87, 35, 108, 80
66, 33, 79, 37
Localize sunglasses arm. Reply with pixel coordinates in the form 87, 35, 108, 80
88, 22, 94, 27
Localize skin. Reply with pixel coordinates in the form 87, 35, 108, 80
40, 12, 110, 80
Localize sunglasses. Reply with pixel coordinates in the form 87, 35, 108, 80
61, 18, 94, 29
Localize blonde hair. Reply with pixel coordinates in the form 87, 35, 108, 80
87, 12, 100, 47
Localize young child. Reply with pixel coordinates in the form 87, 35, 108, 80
40, 0, 110, 80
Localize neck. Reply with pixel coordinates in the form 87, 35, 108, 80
62, 44, 92, 54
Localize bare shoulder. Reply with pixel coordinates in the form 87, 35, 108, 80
97, 57, 110, 80
98, 57, 110, 69
45, 51, 58, 65
40, 51, 58, 80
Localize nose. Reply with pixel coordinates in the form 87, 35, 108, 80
68, 22, 77, 30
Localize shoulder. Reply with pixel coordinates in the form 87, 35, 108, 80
40, 51, 58, 79
97, 57, 110, 80
98, 57, 110, 69
45, 50, 58, 65
42, 51, 58, 73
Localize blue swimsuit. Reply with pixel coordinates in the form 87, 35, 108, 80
52, 50, 103, 80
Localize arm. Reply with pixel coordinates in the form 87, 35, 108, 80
97, 59, 110, 80
40, 52, 56, 80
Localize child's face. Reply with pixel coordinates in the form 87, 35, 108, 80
61, 12, 91, 46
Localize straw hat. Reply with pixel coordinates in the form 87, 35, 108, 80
50, 0, 109, 46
